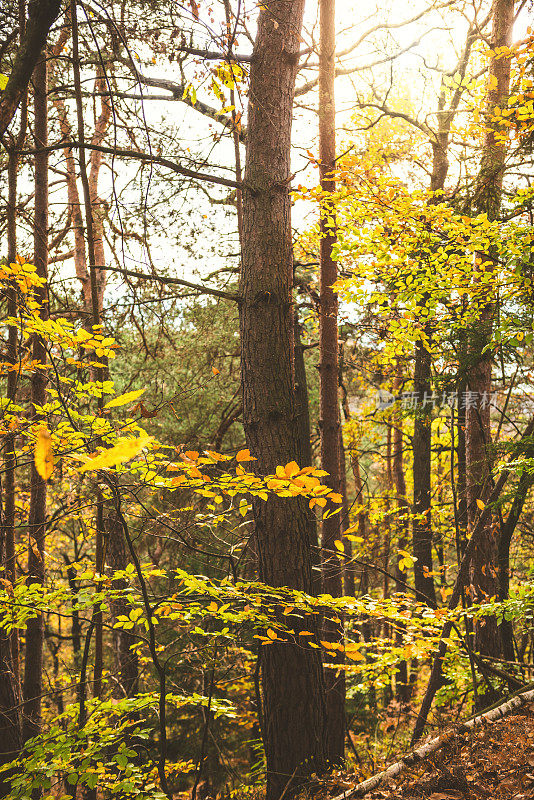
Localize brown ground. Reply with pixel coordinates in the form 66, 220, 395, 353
365, 707, 534, 800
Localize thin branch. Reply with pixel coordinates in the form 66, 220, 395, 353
104, 265, 239, 302
21, 140, 242, 189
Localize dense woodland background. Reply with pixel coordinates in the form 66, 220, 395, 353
2, 0, 534, 798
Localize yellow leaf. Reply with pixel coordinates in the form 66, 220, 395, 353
266, 628, 277, 640
208, 601, 218, 612
328, 493, 343, 503
345, 644, 364, 661
78, 435, 152, 472
476, 498, 485, 510
334, 540, 345, 553
236, 449, 256, 462
104, 389, 145, 409
0, 73, 8, 91
35, 427, 54, 480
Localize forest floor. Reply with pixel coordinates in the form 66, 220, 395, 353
360, 706, 534, 799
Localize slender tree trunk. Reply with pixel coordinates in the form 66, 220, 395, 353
467, 0, 514, 663
318, 0, 345, 764
239, 2, 327, 796
457, 331, 468, 556
412, 336, 436, 608
412, 26, 477, 612
106, 515, 139, 697
22, 51, 48, 746
392, 377, 410, 702
294, 313, 321, 591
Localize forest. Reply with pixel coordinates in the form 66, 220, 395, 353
2, 0, 534, 798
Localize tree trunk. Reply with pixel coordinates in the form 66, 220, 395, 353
318, 0, 345, 764
467, 0, 514, 663
294, 312, 321, 591
412, 336, 436, 608
0, 0, 61, 137
239, 2, 327, 796
392, 377, 410, 702
22, 51, 48, 746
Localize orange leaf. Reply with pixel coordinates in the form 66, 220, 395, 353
236, 449, 256, 462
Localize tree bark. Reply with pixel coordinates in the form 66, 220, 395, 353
239, 1, 327, 795
467, 0, 514, 663
22, 51, 48, 746
0, 0, 61, 138
318, 0, 345, 764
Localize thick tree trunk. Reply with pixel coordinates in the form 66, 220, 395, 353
467, 0, 514, 662
22, 52, 48, 745
239, 2, 327, 797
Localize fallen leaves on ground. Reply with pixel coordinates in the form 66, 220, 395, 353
365, 706, 534, 799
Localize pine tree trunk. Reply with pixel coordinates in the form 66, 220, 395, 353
318, 0, 345, 764
467, 0, 514, 663
239, 2, 327, 796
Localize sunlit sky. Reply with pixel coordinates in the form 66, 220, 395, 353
24, 0, 531, 300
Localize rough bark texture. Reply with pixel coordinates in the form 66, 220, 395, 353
0, 0, 61, 138
239, 1, 327, 796
467, 0, 514, 662
22, 53, 48, 745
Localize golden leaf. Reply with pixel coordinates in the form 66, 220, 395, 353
104, 388, 145, 409
35, 427, 54, 480
78, 434, 152, 473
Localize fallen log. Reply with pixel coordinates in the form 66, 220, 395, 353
330, 684, 534, 800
